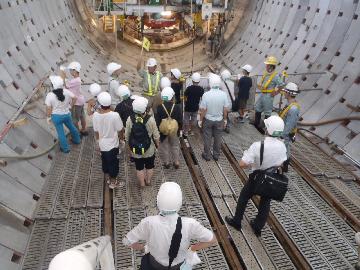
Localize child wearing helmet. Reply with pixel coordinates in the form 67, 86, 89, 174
87, 83, 102, 116
123, 182, 217, 269
225, 115, 287, 236
170, 68, 183, 105
155, 87, 182, 169
114, 85, 134, 124
237, 65, 253, 123
183, 72, 204, 136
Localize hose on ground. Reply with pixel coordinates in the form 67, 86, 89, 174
298, 116, 360, 126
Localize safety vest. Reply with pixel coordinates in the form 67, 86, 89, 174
144, 71, 161, 96
257, 71, 277, 93
280, 102, 300, 134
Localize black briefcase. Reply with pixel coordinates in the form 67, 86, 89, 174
253, 141, 289, 202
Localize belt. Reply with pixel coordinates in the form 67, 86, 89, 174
149, 254, 182, 270
257, 85, 275, 93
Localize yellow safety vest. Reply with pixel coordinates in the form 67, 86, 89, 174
144, 71, 161, 96
257, 71, 277, 93
280, 102, 301, 134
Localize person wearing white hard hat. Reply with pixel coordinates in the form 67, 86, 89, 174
92, 92, 124, 189
279, 82, 300, 172
220, 69, 235, 133
87, 83, 102, 116
199, 73, 229, 161
125, 96, 160, 187
155, 87, 182, 169
107, 62, 122, 104
225, 115, 287, 237
170, 68, 183, 105
60, 61, 88, 136
45, 75, 81, 153
237, 64, 253, 123
183, 72, 205, 136
137, 57, 163, 114
123, 182, 217, 269
114, 84, 134, 125
254, 56, 285, 131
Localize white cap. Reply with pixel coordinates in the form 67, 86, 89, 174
146, 58, 157, 67
191, 72, 201, 82
89, 83, 102, 97
161, 87, 175, 101
49, 75, 64, 89
221, 69, 231, 80
284, 82, 299, 96
68, 62, 81, 72
107, 62, 122, 75
208, 73, 222, 88
242, 64, 253, 73
132, 96, 148, 114
115, 84, 131, 98
157, 182, 182, 213
97, 92, 112, 106
170, 68, 181, 79
160, 77, 171, 89
264, 115, 284, 137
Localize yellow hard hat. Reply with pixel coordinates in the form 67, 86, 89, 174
264, 56, 278, 65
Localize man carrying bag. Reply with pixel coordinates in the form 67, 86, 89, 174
225, 115, 287, 236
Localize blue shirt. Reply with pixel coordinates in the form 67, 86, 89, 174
199, 88, 229, 121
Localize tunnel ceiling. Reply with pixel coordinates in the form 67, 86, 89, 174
0, 0, 359, 269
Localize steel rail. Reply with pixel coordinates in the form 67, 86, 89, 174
180, 138, 244, 270
221, 144, 312, 270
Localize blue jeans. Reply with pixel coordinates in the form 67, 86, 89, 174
51, 113, 81, 152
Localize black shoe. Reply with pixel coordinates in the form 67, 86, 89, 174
163, 163, 171, 169
250, 220, 262, 237
80, 130, 89, 136
283, 159, 290, 173
224, 127, 230, 133
201, 153, 211, 161
225, 216, 241, 231
212, 155, 219, 161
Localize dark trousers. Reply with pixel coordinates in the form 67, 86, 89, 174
233, 171, 271, 231
101, 147, 119, 178
202, 119, 223, 159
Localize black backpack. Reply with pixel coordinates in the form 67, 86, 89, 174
129, 114, 151, 155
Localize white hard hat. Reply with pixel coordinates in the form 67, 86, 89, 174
49, 75, 64, 89
49, 250, 92, 270
161, 87, 175, 101
191, 72, 201, 82
264, 115, 284, 137
160, 77, 171, 89
157, 182, 183, 213
97, 92, 112, 107
115, 84, 131, 98
89, 83, 102, 97
132, 96, 148, 114
107, 62, 122, 75
170, 68, 181, 79
68, 61, 81, 72
283, 82, 299, 96
208, 73, 222, 88
130, 94, 141, 100
146, 58, 157, 67
242, 64, 253, 73
221, 69, 231, 80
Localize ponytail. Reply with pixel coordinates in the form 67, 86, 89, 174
53, 88, 65, 102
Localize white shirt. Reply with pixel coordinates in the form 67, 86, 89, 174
221, 79, 235, 108
123, 214, 214, 267
199, 88, 229, 121
92, 111, 123, 151
242, 137, 287, 170
45, 89, 74, 115
108, 77, 120, 104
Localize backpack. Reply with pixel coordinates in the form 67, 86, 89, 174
159, 104, 179, 136
129, 115, 151, 155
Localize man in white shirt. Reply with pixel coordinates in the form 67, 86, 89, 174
92, 92, 124, 189
225, 116, 287, 236
199, 74, 229, 161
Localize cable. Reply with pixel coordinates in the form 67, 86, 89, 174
298, 116, 360, 126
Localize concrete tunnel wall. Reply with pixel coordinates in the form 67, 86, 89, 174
0, 0, 359, 269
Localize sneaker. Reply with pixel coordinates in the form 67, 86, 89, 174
212, 155, 219, 161
163, 163, 171, 169
201, 153, 211, 161
250, 220, 262, 237
80, 130, 89, 136
60, 148, 70, 154
225, 216, 241, 231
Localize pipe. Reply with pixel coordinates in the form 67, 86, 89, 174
298, 116, 360, 126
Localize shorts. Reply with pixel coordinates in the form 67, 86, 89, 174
238, 99, 248, 110
134, 155, 155, 171
71, 105, 85, 122
183, 111, 198, 126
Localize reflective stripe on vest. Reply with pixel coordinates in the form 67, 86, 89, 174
257, 71, 277, 93
145, 71, 160, 96
280, 102, 300, 134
